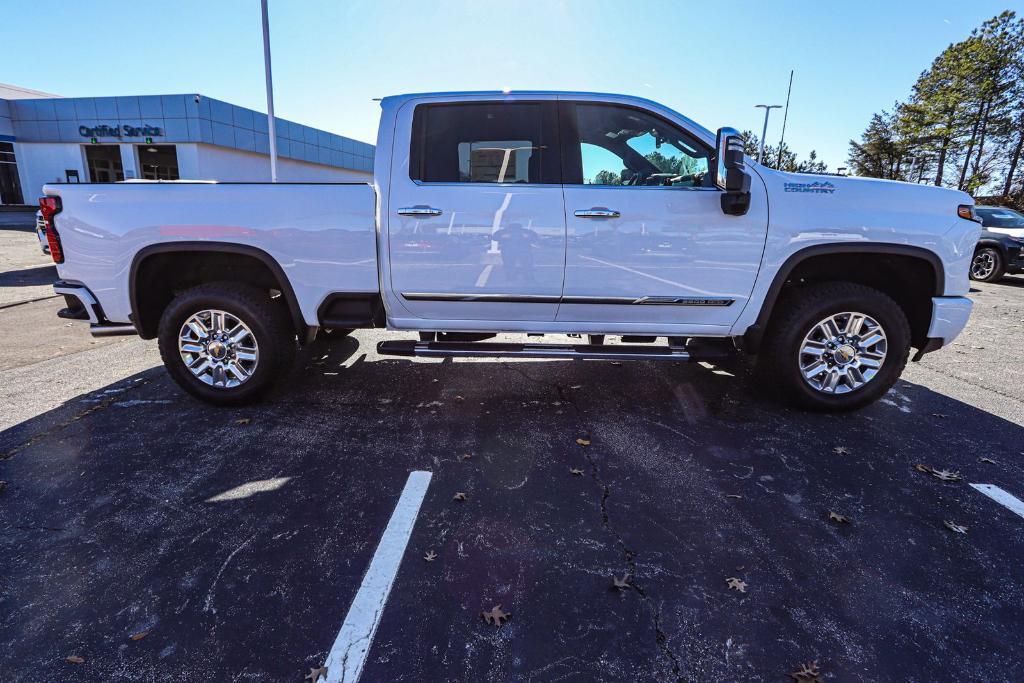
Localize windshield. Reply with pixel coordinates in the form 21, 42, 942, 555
977, 207, 1024, 228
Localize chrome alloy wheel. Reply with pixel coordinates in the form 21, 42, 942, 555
971, 249, 996, 280
178, 309, 259, 388
798, 312, 887, 395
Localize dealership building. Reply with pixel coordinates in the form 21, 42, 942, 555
0, 83, 374, 207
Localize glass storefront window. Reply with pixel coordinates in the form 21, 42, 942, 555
84, 145, 124, 182
0, 142, 24, 205
138, 145, 179, 180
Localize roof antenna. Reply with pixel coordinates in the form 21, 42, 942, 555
776, 69, 794, 169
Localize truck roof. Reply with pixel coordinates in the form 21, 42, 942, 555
378, 90, 715, 144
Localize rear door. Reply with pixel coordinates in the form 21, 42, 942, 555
557, 100, 768, 330
385, 98, 565, 322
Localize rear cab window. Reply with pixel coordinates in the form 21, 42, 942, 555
409, 102, 561, 184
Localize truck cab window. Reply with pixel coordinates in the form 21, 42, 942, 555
410, 102, 560, 184
571, 103, 711, 188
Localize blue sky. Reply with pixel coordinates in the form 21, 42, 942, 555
3, 0, 1021, 170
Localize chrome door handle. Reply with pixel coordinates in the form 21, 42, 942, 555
398, 206, 442, 217
574, 208, 620, 218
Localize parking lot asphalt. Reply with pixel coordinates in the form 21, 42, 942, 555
2, 230, 1024, 682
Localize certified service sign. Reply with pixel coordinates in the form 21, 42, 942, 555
79, 124, 163, 138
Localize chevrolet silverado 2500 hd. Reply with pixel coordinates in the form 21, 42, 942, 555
40, 91, 979, 411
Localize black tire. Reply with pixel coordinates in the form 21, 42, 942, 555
157, 282, 296, 405
757, 282, 911, 412
969, 247, 1005, 282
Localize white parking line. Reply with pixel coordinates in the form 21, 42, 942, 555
970, 483, 1024, 520
325, 470, 432, 683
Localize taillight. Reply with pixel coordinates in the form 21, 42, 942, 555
39, 196, 63, 263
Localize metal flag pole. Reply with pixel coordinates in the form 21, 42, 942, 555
776, 70, 794, 169
261, 0, 278, 182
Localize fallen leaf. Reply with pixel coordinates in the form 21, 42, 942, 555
570, 468, 585, 476
453, 492, 467, 502
460, 453, 473, 461
612, 573, 632, 590
305, 666, 328, 682
832, 446, 850, 455
789, 660, 823, 682
481, 604, 511, 627
66, 656, 85, 664
979, 457, 997, 464
944, 520, 968, 534
424, 550, 437, 562
931, 413, 947, 419
915, 464, 961, 482
931, 469, 962, 482
828, 511, 849, 524
455, 395, 464, 401
234, 418, 251, 425
129, 631, 148, 641
576, 438, 591, 446
725, 577, 747, 593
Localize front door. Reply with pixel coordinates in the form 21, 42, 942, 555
557, 101, 768, 331
386, 99, 565, 322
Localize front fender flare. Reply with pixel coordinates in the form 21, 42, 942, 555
741, 242, 944, 353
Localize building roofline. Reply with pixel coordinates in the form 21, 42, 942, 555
0, 83, 63, 99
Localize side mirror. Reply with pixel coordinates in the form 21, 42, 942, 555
714, 127, 751, 216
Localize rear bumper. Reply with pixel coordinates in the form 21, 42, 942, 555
53, 281, 138, 337
914, 295, 972, 360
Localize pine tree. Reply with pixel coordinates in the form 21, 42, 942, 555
850, 11, 1024, 196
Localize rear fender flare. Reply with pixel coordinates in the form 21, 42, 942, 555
128, 241, 307, 339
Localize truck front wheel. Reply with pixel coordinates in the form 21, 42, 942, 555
758, 282, 911, 412
157, 282, 296, 405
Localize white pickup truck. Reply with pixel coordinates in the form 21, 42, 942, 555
40, 91, 979, 411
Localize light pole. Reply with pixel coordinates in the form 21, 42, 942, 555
755, 104, 781, 164
260, 0, 278, 182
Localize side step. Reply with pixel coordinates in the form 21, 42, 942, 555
377, 340, 727, 362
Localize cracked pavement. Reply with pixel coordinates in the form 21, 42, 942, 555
2, 230, 1024, 681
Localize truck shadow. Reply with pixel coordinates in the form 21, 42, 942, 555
3, 331, 1022, 459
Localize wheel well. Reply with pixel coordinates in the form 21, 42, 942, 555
130, 246, 305, 339
752, 251, 938, 351
975, 239, 1006, 256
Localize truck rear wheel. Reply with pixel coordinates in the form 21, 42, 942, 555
157, 282, 296, 405
758, 282, 910, 412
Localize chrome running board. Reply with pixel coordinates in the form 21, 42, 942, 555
90, 323, 138, 337
376, 340, 699, 361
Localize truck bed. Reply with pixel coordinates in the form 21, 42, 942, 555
44, 181, 379, 327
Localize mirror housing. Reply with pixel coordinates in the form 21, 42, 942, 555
714, 127, 751, 216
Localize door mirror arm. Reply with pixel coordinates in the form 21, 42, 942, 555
714, 127, 752, 216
